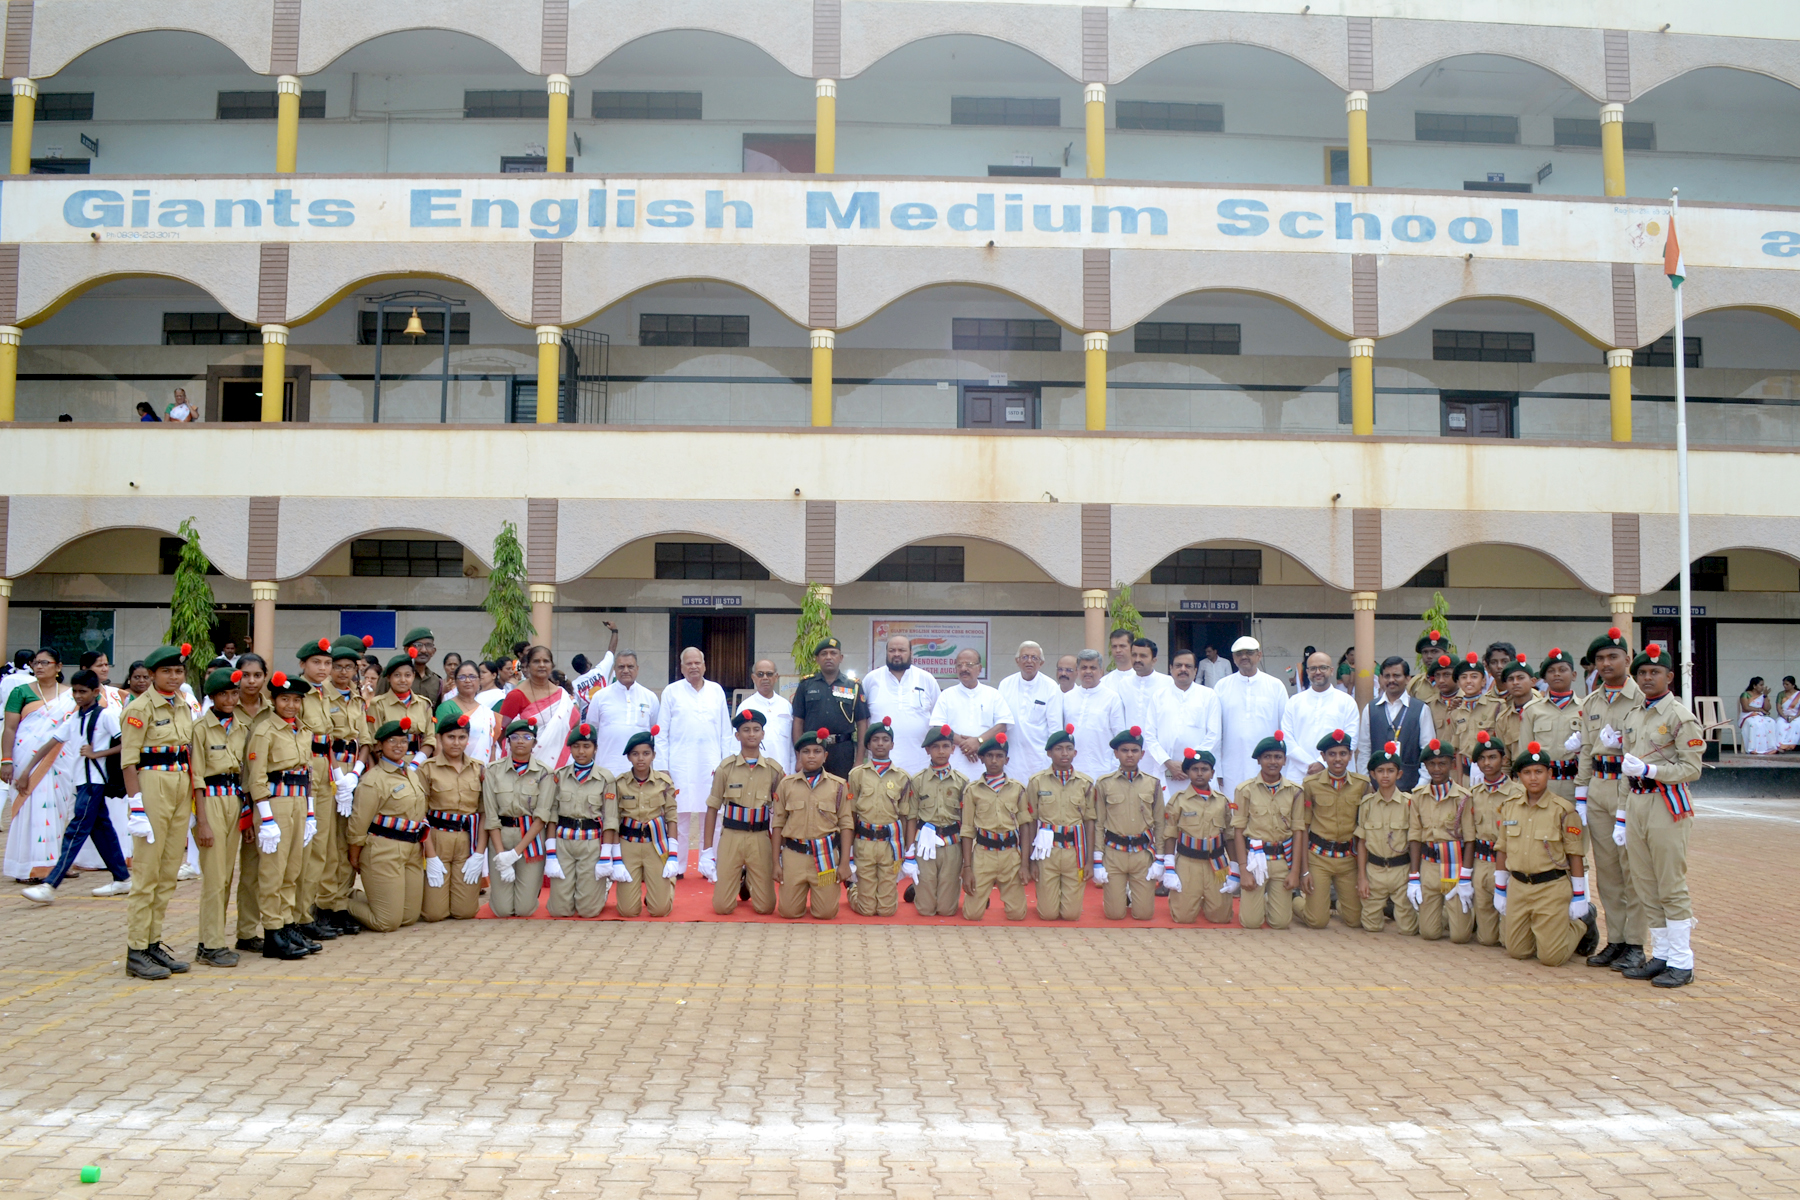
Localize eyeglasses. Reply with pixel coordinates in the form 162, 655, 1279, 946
752, 670, 776, 678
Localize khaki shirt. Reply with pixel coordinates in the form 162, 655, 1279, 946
325, 686, 369, 752
551, 762, 619, 826
1300, 771, 1367, 842
771, 772, 852, 841
234, 695, 276, 744
245, 719, 311, 802
1407, 781, 1476, 844
420, 755, 483, 815
379, 663, 443, 707
1164, 785, 1231, 844
366, 690, 438, 753
1448, 693, 1504, 758
1492, 695, 1559, 763
483, 758, 556, 825
1620, 693, 1704, 788
1230, 776, 1305, 847
1355, 789, 1413, 859
1423, 689, 1456, 743
707, 754, 784, 814
348, 757, 429, 846
298, 679, 334, 758
1497, 790, 1586, 875
1028, 768, 1094, 828
1094, 770, 1162, 838
1468, 776, 1524, 850
907, 765, 968, 827
120, 688, 196, 773
616, 769, 680, 828
962, 774, 1031, 836
1576, 678, 1643, 785
1408, 671, 1440, 704
190, 709, 248, 785
846, 761, 912, 828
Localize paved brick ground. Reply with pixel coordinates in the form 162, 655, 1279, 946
1, 794, 1795, 1199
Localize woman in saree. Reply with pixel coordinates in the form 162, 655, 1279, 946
1739, 676, 1781, 755
437, 660, 502, 764
4, 649, 79, 881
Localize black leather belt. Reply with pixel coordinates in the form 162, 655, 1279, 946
1592, 755, 1623, 779
331, 738, 359, 755
1365, 852, 1410, 869
499, 815, 527, 827
1052, 828, 1082, 847
428, 812, 477, 831
139, 746, 190, 768
270, 770, 311, 788
311, 735, 330, 754
204, 772, 240, 789
1473, 839, 1495, 858
369, 824, 426, 844
1551, 759, 1579, 780
1309, 832, 1354, 855
558, 817, 605, 831
1627, 776, 1666, 793
1103, 830, 1152, 852
921, 820, 960, 839
782, 836, 832, 854
974, 829, 1019, 850
722, 815, 770, 832
1512, 868, 1567, 885
854, 819, 896, 841
1176, 840, 1225, 860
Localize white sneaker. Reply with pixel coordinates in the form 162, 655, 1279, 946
176, 863, 200, 881
91, 879, 132, 897
22, 883, 54, 904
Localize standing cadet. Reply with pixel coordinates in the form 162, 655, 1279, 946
1536, 648, 1585, 803
701, 706, 784, 915
389, 627, 444, 707
1410, 630, 1453, 702
906, 725, 967, 917
1353, 744, 1414, 934
847, 717, 912, 917
294, 639, 340, 946
790, 638, 869, 778
482, 718, 555, 918
773, 729, 854, 920
958, 734, 1032, 921
1448, 654, 1501, 784
1229, 733, 1305, 930
1494, 740, 1599, 967
1463, 731, 1520, 946
1026, 724, 1094, 921
225, 654, 273, 953
245, 673, 318, 960
1575, 626, 1645, 970
347, 719, 433, 932
319, 637, 371, 935
1407, 742, 1475, 943
190, 667, 250, 967
119, 643, 199, 979
366, 650, 437, 766
1618, 643, 1702, 987
1299, 729, 1367, 930
613, 727, 682, 918
1161, 749, 1234, 925
546, 722, 617, 919
1492, 662, 1558, 770
1092, 727, 1165, 921
420, 712, 486, 922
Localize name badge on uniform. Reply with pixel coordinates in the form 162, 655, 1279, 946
392, 785, 407, 795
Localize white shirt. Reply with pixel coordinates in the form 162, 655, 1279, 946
1146, 681, 1222, 791
1107, 668, 1176, 736
1281, 685, 1362, 783
585, 680, 661, 776
569, 652, 615, 710
929, 682, 1016, 773
1197, 656, 1234, 688
742, 688, 795, 775
53, 703, 121, 787
996, 670, 1065, 785
1354, 692, 1438, 773
1213, 669, 1290, 799
1062, 682, 1126, 781
862, 664, 941, 776
654, 678, 736, 816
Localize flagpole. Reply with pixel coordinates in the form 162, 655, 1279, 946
1672, 188, 1694, 703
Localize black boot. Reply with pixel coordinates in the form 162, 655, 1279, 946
298, 916, 338, 942
288, 923, 322, 954
330, 909, 361, 935
262, 928, 306, 960
235, 935, 265, 953
1621, 952, 1668, 980
144, 942, 190, 974
739, 872, 751, 903
1575, 909, 1600, 958
126, 948, 172, 979
1587, 941, 1627, 967
1651, 966, 1694, 988
195, 944, 240, 968
1611, 945, 1646, 972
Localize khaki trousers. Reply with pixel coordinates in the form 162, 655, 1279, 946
1359, 863, 1417, 934
1502, 875, 1583, 966
422, 827, 480, 922
1168, 854, 1232, 924
962, 845, 1025, 920
1034, 845, 1084, 921
913, 842, 962, 917
616, 840, 673, 917
1302, 849, 1360, 929
548, 835, 607, 918
235, 836, 261, 940
1626, 793, 1693, 928
1587, 779, 1642, 945
777, 846, 840, 919
1102, 846, 1154, 921
850, 837, 898, 916
1238, 855, 1295, 930
196, 791, 247, 948
127, 769, 193, 950
488, 826, 546, 918
1470, 857, 1500, 945
712, 827, 775, 915
256, 795, 306, 932
298, 759, 338, 919
348, 836, 423, 931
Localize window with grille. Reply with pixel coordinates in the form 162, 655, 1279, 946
217, 90, 325, 120
500, 156, 547, 173
951, 318, 1062, 352
1415, 112, 1518, 144
1635, 335, 1701, 369
1115, 101, 1222, 132
0, 92, 94, 122
163, 312, 255, 345
464, 90, 569, 119
1661, 556, 1728, 593
950, 96, 1060, 126
357, 311, 471, 346
593, 91, 701, 120
639, 314, 749, 347
859, 546, 965, 583
1150, 548, 1262, 586
1133, 322, 1240, 355
1553, 117, 1655, 151
1432, 329, 1534, 363
30, 158, 89, 174
654, 542, 771, 580
1405, 555, 1449, 588
351, 540, 466, 578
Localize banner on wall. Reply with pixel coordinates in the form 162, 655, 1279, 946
870, 618, 990, 683
40, 609, 114, 666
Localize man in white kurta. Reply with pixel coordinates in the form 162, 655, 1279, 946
1281, 651, 1361, 783
584, 652, 661, 776
996, 641, 1064, 786
1198, 646, 1235, 688
654, 647, 736, 868
1063, 651, 1127, 781
1146, 650, 1221, 795
1106, 638, 1177, 738
1212, 636, 1291, 800
861, 634, 940, 777
744, 659, 796, 774
928, 649, 1015, 775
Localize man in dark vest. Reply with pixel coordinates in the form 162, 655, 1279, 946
1356, 656, 1435, 792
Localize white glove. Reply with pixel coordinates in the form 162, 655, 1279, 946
303, 813, 317, 845
595, 859, 607, 881
901, 857, 920, 882
1612, 810, 1628, 847
1575, 799, 1588, 826
1090, 863, 1109, 886
543, 855, 564, 880
1245, 845, 1268, 887
410, 750, 429, 767
1146, 857, 1165, 883
1030, 827, 1054, 861
335, 791, 354, 818
1453, 870, 1474, 913
256, 801, 281, 853
463, 851, 488, 884
661, 854, 680, 880
1160, 855, 1181, 893
1569, 880, 1590, 920
1493, 869, 1509, 916
1405, 875, 1423, 909
917, 824, 940, 860
1621, 752, 1650, 779
1599, 724, 1623, 750
499, 862, 517, 883
1220, 869, 1241, 896
493, 848, 521, 873
425, 856, 446, 887
611, 856, 634, 884
1563, 729, 1584, 753
698, 847, 718, 882
125, 794, 153, 842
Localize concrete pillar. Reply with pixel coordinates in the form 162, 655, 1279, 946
0, 578, 11, 660
1352, 591, 1377, 709
251, 581, 279, 661
1345, 90, 1369, 186
536, 326, 561, 423
0, 326, 19, 422
9, 78, 35, 175
810, 329, 835, 427
1607, 348, 1632, 443
259, 325, 288, 422
1600, 102, 1626, 197
275, 75, 301, 173
530, 584, 556, 647
1084, 83, 1105, 178
815, 79, 836, 173
546, 74, 570, 173
1609, 594, 1638, 649
1348, 337, 1374, 435
1084, 332, 1108, 431
1083, 589, 1108, 654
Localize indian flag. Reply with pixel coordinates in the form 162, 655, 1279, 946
1664, 214, 1684, 289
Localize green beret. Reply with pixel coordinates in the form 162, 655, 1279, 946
1470, 729, 1506, 759
794, 727, 826, 750
1109, 726, 1144, 750
1315, 728, 1353, 753
1252, 733, 1287, 760
977, 732, 1009, 757
403, 627, 434, 647
373, 719, 410, 742
298, 637, 333, 662
1538, 647, 1576, 676
1499, 661, 1534, 682
1365, 742, 1403, 772
268, 674, 312, 698
624, 729, 657, 754
812, 637, 841, 656
732, 707, 767, 729
1513, 741, 1554, 773
504, 717, 539, 739
1420, 738, 1455, 762
567, 720, 597, 747
864, 716, 895, 746
1182, 748, 1216, 770
1425, 653, 1456, 675
143, 644, 188, 671
1587, 625, 1631, 659
438, 711, 472, 736
383, 651, 421, 677
331, 636, 371, 662
204, 667, 241, 696
1415, 629, 1451, 654
1631, 643, 1674, 675
922, 723, 954, 748
1452, 654, 1486, 680
1044, 723, 1075, 753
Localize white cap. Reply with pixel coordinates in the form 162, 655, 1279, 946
1230, 636, 1260, 653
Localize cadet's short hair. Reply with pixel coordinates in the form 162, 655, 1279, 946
71, 669, 100, 690
1379, 655, 1409, 676
1484, 641, 1516, 663
1076, 648, 1103, 664
571, 654, 590, 675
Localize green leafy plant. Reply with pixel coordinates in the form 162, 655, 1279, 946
792, 582, 834, 681
1418, 592, 1454, 662
164, 517, 217, 679
481, 521, 533, 661
1107, 582, 1144, 641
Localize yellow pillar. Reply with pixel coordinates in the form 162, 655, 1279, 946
1083, 589, 1108, 655
9, 78, 35, 175
1607, 348, 1633, 443
1084, 83, 1105, 179
1349, 337, 1374, 435
536, 326, 562, 423
0, 325, 18, 422
546, 74, 570, 173
1084, 331, 1108, 431
810, 329, 834, 427
1600, 102, 1626, 197
530, 584, 556, 647
1345, 90, 1369, 186
259, 324, 288, 422
815, 79, 836, 173
251, 581, 279, 661
275, 75, 301, 173
1352, 591, 1377, 709
0, 578, 10, 660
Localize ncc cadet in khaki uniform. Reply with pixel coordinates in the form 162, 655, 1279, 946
773, 729, 854, 920
958, 734, 1032, 921
224, 657, 274, 953
365, 650, 437, 766
546, 721, 617, 919
1228, 732, 1305, 930
702, 706, 784, 915
1574, 626, 1646, 971
613, 727, 682, 917
1491, 662, 1559, 771
1353, 745, 1415, 934
119, 643, 199, 979
1092, 726, 1165, 921
347, 719, 433, 932
1534, 648, 1586, 805
316, 636, 373, 936
401, 627, 444, 708
190, 667, 251, 967
1409, 631, 1453, 703
847, 717, 913, 916
246, 673, 320, 961
1465, 731, 1522, 945
1161, 749, 1233, 924
294, 639, 341, 946
1026, 723, 1093, 921
906, 725, 967, 917
1617, 643, 1702, 987
1407, 740, 1476, 943
483, 717, 555, 917
1299, 728, 1367, 930
420, 711, 486, 921
1448, 654, 1502, 784
1494, 740, 1599, 967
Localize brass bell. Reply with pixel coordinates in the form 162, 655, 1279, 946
402, 307, 427, 339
